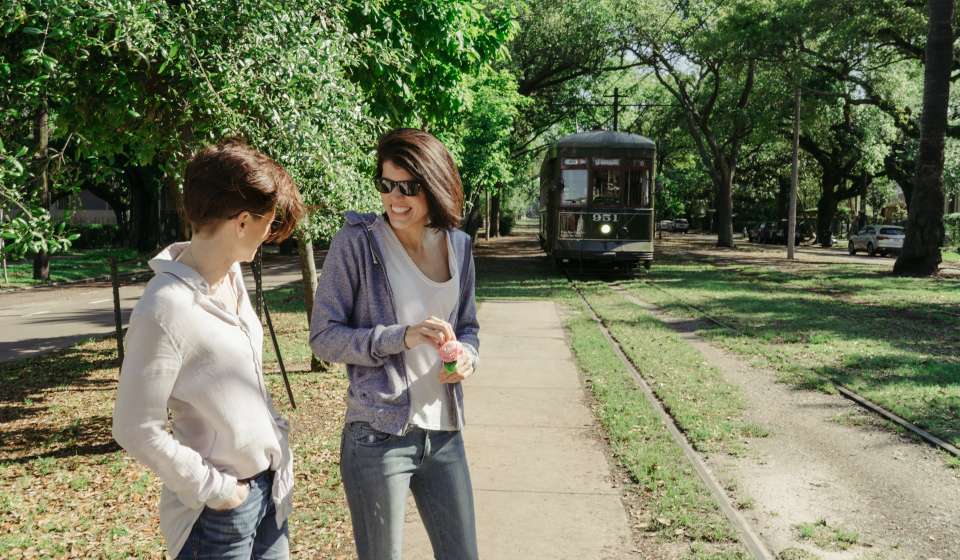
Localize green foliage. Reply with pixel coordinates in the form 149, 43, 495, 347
71, 223, 120, 250
945, 213, 960, 247
457, 68, 523, 202
1, 206, 78, 261
343, 0, 515, 129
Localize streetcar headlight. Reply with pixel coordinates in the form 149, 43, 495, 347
600, 224, 612, 235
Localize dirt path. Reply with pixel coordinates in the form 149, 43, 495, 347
619, 291, 960, 559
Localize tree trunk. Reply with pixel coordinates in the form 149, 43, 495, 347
716, 169, 735, 247
296, 231, 331, 372
462, 197, 484, 239
490, 192, 501, 238
884, 145, 914, 211
32, 102, 50, 281
126, 165, 163, 252
816, 176, 838, 248
895, 0, 954, 276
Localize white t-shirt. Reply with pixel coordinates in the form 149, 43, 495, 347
376, 219, 460, 430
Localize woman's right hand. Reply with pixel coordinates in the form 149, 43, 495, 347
404, 316, 456, 349
209, 481, 250, 511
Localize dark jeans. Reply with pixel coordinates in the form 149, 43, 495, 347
177, 470, 288, 560
340, 422, 479, 560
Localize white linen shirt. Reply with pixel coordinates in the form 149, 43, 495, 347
111, 242, 293, 559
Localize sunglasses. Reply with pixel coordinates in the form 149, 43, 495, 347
375, 177, 423, 196
237, 211, 283, 234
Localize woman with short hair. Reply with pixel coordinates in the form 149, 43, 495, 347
112, 138, 305, 559
310, 128, 481, 560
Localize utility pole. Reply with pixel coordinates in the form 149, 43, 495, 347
613, 88, 620, 132
788, 85, 800, 260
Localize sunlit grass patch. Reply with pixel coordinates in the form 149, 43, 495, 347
621, 261, 960, 449
2, 248, 150, 288
793, 519, 860, 551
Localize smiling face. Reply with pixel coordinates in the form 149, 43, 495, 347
380, 159, 430, 231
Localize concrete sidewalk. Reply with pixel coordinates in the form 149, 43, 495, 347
404, 300, 634, 559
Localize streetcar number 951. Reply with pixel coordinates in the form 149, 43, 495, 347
592, 213, 618, 222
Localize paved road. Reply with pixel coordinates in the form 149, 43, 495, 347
0, 256, 315, 363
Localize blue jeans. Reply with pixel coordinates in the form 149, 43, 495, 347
340, 422, 479, 560
177, 470, 288, 560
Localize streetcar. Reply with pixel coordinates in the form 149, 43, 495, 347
538, 130, 656, 270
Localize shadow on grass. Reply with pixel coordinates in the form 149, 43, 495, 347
1, 414, 120, 465
0, 344, 118, 412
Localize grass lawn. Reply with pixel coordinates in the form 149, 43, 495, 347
620, 257, 960, 451
0, 284, 355, 559
2, 248, 151, 289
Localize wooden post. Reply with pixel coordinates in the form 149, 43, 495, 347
250, 254, 296, 409
263, 296, 296, 409
110, 257, 124, 368
253, 246, 264, 319
0, 208, 8, 285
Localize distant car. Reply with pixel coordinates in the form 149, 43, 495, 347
658, 219, 675, 232
770, 221, 803, 245
848, 225, 905, 257
672, 218, 689, 234
755, 222, 776, 244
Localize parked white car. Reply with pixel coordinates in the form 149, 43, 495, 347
848, 225, 905, 257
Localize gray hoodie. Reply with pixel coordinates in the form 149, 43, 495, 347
309, 212, 480, 435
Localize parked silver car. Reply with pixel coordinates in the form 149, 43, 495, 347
848, 225, 905, 257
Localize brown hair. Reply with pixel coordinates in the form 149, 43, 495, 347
182, 138, 305, 242
376, 128, 464, 230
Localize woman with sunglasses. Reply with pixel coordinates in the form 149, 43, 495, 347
112, 138, 305, 559
310, 128, 480, 559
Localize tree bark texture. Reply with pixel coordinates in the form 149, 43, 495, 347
126, 165, 163, 252
296, 232, 330, 372
895, 0, 954, 276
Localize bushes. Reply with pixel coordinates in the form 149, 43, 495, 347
71, 224, 121, 250
946, 213, 960, 249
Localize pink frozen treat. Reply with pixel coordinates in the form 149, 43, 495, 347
439, 340, 462, 373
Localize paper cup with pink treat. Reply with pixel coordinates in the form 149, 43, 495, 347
439, 340, 463, 374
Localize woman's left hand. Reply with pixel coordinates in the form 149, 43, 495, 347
440, 352, 474, 384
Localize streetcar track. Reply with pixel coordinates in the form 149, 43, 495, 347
608, 274, 960, 460
561, 267, 775, 560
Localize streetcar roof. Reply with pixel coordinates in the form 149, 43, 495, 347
555, 130, 656, 150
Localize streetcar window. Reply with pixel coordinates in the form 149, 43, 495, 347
592, 167, 622, 206
626, 167, 650, 207
561, 169, 588, 205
